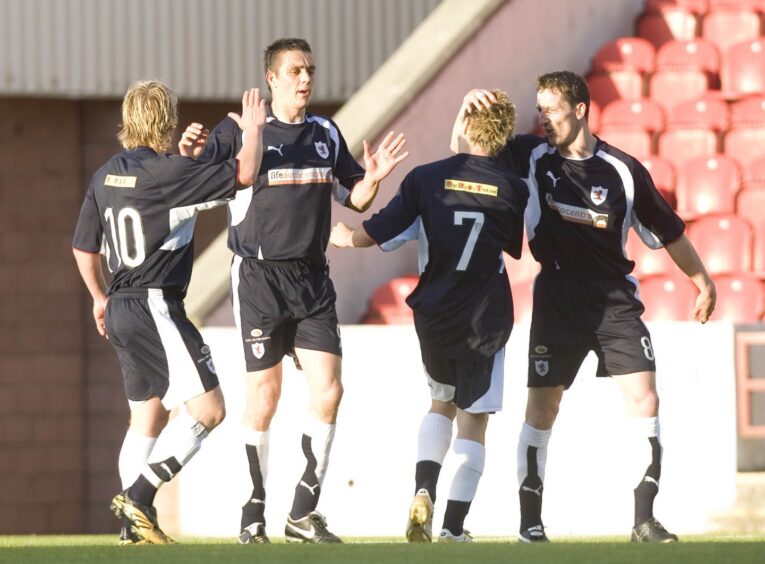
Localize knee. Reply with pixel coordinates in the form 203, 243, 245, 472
526, 400, 559, 430
192, 396, 226, 431
243, 389, 279, 429
630, 391, 659, 418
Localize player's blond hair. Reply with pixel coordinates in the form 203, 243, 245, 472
467, 89, 515, 156
117, 80, 178, 152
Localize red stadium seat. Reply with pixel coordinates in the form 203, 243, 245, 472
742, 155, 765, 186
511, 280, 535, 325
735, 187, 765, 272
598, 127, 654, 160
587, 71, 645, 107
637, 8, 700, 49
649, 69, 710, 112
601, 98, 666, 132
646, 0, 708, 12
708, 0, 765, 10
655, 39, 721, 85
639, 275, 698, 321
593, 38, 656, 73
642, 157, 677, 206
709, 273, 765, 322
687, 213, 754, 274
666, 96, 730, 131
730, 94, 765, 126
720, 38, 765, 97
658, 127, 718, 166
702, 9, 761, 55
626, 230, 679, 278
724, 126, 765, 168
363, 276, 418, 324
675, 155, 742, 218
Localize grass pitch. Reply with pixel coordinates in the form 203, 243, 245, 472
0, 534, 763, 564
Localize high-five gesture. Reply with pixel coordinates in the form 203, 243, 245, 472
178, 122, 209, 159
229, 87, 268, 133
232, 88, 268, 187
363, 131, 409, 183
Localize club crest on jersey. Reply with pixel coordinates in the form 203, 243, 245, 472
315, 141, 329, 159
534, 360, 549, 377
252, 342, 265, 359
590, 186, 608, 205
206, 358, 216, 374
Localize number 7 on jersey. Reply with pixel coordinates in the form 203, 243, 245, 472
454, 211, 484, 271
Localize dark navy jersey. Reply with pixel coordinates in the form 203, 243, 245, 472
72, 147, 238, 296
497, 135, 685, 277
200, 110, 365, 265
363, 153, 529, 359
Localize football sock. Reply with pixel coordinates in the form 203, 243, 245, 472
118, 430, 156, 535
242, 428, 269, 528
414, 412, 453, 502
633, 416, 662, 526
442, 439, 485, 535
517, 423, 551, 531
289, 418, 335, 520
127, 411, 208, 506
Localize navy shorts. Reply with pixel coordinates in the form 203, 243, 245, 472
528, 272, 657, 389
231, 256, 342, 372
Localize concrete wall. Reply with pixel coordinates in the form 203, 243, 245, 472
328, 0, 646, 323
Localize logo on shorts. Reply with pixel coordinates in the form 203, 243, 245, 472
534, 345, 548, 354
252, 342, 265, 359
200, 345, 210, 355
250, 328, 263, 338
590, 186, 608, 205
315, 141, 329, 159
534, 359, 549, 377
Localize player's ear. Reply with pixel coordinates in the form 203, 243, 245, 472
266, 69, 275, 89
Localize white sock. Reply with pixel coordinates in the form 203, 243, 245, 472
243, 427, 270, 487
417, 412, 453, 463
118, 430, 157, 489
517, 423, 551, 485
448, 439, 486, 502
305, 417, 335, 486
141, 411, 208, 487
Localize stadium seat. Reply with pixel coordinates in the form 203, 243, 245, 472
646, 0, 708, 12
720, 38, 765, 97
665, 96, 730, 131
724, 126, 765, 169
735, 187, 765, 272
642, 156, 677, 207
363, 275, 418, 324
588, 99, 602, 132
702, 8, 761, 55
593, 38, 656, 73
587, 71, 645, 107
707, 0, 765, 10
730, 94, 765, 126
649, 69, 710, 112
638, 275, 698, 321
598, 127, 653, 160
687, 213, 754, 274
637, 7, 700, 48
601, 98, 666, 132
511, 280, 535, 325
709, 272, 765, 322
675, 155, 742, 218
626, 230, 678, 278
655, 39, 721, 86
658, 126, 718, 166
742, 155, 765, 187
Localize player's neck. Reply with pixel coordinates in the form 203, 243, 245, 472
467, 145, 492, 157
270, 101, 306, 124
558, 126, 596, 159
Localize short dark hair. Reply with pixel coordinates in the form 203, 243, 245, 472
536, 71, 591, 118
264, 38, 312, 74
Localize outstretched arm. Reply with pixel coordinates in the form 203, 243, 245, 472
664, 234, 716, 323
329, 222, 376, 248
72, 248, 109, 338
346, 131, 409, 213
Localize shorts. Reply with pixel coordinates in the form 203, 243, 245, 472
232, 256, 342, 372
528, 272, 656, 389
105, 288, 220, 409
421, 347, 505, 413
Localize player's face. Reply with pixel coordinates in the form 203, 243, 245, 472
268, 49, 315, 111
536, 88, 584, 149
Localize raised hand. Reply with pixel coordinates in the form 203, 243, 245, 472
229, 88, 267, 132
364, 131, 409, 183
461, 88, 497, 116
178, 122, 209, 158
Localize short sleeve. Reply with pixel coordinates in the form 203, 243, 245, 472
198, 117, 241, 164
363, 170, 420, 246
72, 182, 103, 253
632, 161, 685, 246
158, 155, 239, 209
331, 120, 365, 190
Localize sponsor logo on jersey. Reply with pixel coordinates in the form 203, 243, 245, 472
268, 167, 333, 186
534, 345, 548, 354
534, 359, 549, 377
444, 178, 498, 197
252, 342, 265, 359
314, 141, 329, 159
250, 328, 263, 338
590, 186, 608, 205
545, 193, 609, 229
104, 174, 137, 188
545, 170, 561, 188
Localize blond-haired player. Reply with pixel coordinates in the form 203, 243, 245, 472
330, 90, 528, 542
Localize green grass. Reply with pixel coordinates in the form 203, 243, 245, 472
0, 535, 763, 564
